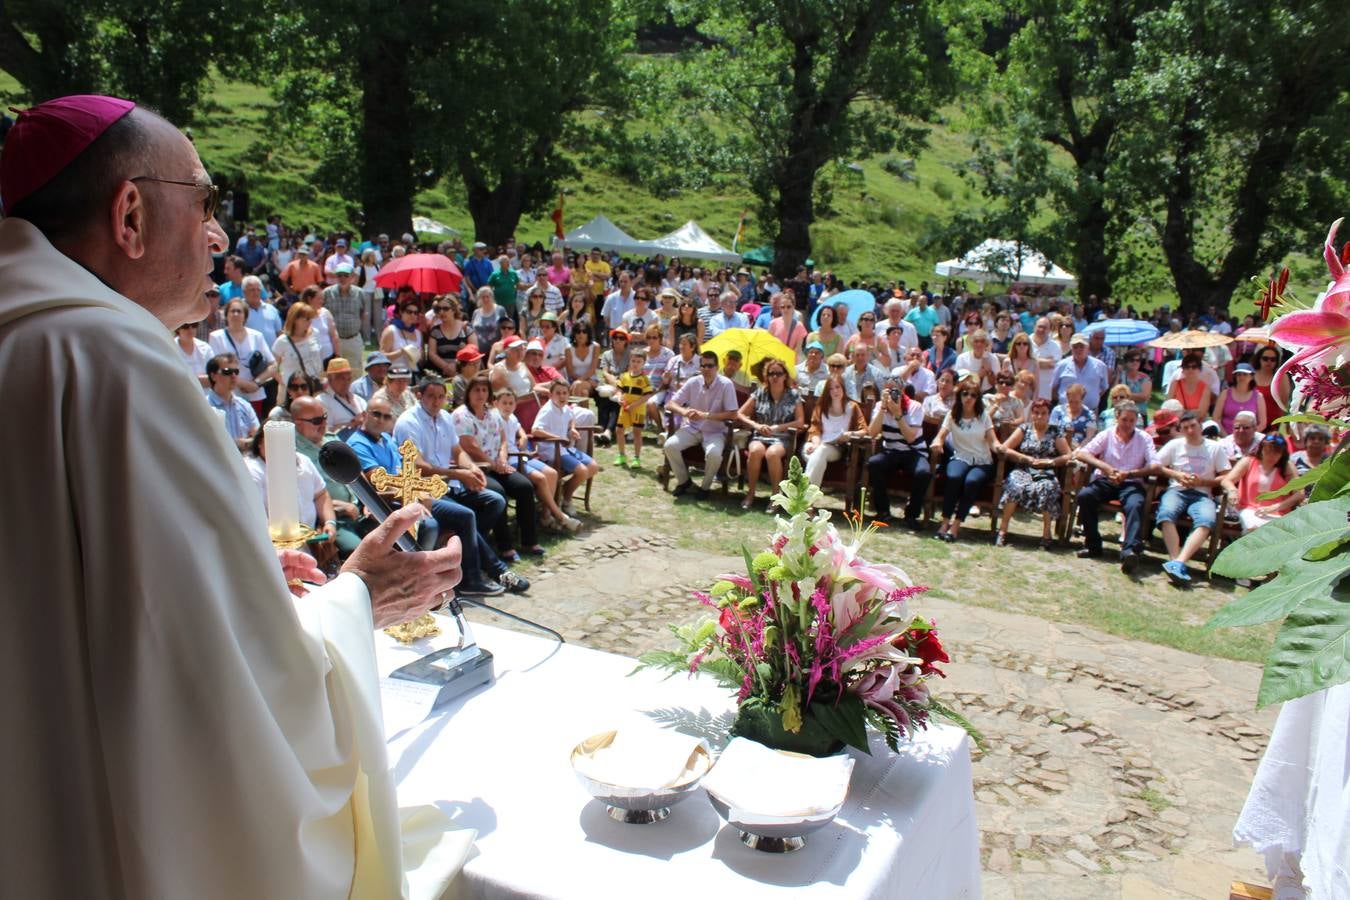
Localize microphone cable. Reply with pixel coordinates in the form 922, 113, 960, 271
457, 598, 565, 644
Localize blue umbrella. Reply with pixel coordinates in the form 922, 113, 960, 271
810, 289, 878, 329
1083, 318, 1159, 346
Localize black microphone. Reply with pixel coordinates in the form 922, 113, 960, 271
318, 440, 437, 551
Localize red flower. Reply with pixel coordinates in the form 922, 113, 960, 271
907, 628, 949, 677
719, 606, 740, 634
1255, 266, 1289, 322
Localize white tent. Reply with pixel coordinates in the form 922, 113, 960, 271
557, 214, 653, 257
641, 220, 742, 264
935, 239, 1076, 287
412, 215, 460, 237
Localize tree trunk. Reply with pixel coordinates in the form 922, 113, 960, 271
1070, 156, 1113, 301
358, 35, 413, 240
462, 170, 528, 249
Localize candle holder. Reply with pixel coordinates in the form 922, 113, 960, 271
270, 523, 319, 552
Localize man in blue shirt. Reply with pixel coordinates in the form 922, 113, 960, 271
706, 290, 749, 337
903, 294, 940, 350
462, 242, 494, 295
1050, 333, 1111, 409
204, 354, 259, 451
235, 230, 267, 275
348, 392, 524, 596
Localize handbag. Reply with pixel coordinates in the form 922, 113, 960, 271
225, 330, 269, 378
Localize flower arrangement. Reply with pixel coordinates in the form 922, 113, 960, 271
638, 458, 979, 756
1210, 216, 1350, 706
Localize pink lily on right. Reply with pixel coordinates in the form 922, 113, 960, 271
1269, 217, 1350, 410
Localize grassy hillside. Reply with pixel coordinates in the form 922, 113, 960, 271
0, 69, 1325, 308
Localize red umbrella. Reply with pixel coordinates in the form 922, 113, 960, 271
374, 253, 463, 294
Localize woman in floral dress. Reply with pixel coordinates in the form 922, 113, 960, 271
995, 398, 1070, 549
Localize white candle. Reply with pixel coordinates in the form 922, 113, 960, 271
263, 421, 302, 541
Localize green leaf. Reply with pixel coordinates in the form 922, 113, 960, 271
927, 697, 988, 753
1306, 539, 1349, 562
1258, 584, 1350, 708
1272, 413, 1350, 429
1206, 555, 1350, 629
1212, 497, 1350, 579
1256, 460, 1326, 500
630, 651, 692, 679
1311, 451, 1350, 502
810, 696, 871, 754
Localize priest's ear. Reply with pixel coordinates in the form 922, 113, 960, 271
109, 180, 149, 261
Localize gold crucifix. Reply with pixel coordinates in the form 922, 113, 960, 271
371, 439, 450, 644
368, 439, 449, 505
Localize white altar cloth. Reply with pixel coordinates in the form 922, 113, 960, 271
377, 617, 981, 899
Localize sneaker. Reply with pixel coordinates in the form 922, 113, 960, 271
628, 457, 642, 469
1120, 550, 1140, 575
615, 453, 630, 467
459, 578, 505, 597
561, 500, 577, 517
1076, 547, 1102, 560
561, 515, 583, 532
1162, 559, 1192, 585
672, 480, 693, 497
497, 570, 530, 594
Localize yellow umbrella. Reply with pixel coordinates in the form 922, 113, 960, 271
1146, 330, 1233, 350
701, 328, 796, 379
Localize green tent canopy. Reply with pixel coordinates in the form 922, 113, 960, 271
741, 245, 814, 268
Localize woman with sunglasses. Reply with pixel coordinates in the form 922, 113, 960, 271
1212, 362, 1266, 435
1220, 434, 1302, 537
983, 372, 1025, 432
1119, 349, 1152, 421
670, 297, 704, 351
931, 384, 998, 542
1167, 352, 1212, 414
1251, 346, 1284, 427
268, 373, 320, 422
1004, 333, 1039, 394
173, 322, 213, 389
735, 359, 805, 509
426, 297, 469, 377
379, 297, 424, 371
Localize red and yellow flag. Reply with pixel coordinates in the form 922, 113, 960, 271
550, 192, 565, 240
732, 209, 748, 251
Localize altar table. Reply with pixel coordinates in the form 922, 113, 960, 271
377, 616, 981, 899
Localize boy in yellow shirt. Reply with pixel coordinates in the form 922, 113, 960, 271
616, 348, 653, 468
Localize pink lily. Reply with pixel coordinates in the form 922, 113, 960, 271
1269, 217, 1350, 409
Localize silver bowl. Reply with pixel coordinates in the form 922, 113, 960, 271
571, 730, 713, 824
703, 756, 848, 853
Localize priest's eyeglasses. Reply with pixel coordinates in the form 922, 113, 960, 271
129, 176, 221, 223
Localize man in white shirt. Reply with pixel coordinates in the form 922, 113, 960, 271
601, 269, 636, 332
664, 350, 741, 496
896, 345, 937, 400
1218, 410, 1263, 463
1030, 317, 1062, 400
1155, 411, 1231, 584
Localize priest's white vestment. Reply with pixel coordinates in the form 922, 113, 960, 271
0, 217, 472, 898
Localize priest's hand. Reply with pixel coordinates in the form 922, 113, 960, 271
277, 549, 327, 597
340, 503, 464, 629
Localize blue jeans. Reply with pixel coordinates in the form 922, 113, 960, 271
1156, 487, 1217, 530
866, 449, 932, 521
942, 458, 994, 521
428, 493, 506, 582
1076, 478, 1147, 556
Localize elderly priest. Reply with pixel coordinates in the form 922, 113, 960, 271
0, 96, 473, 897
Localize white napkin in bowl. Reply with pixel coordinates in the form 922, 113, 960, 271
572, 728, 707, 790
702, 737, 854, 817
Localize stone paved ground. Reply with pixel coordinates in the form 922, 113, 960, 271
467, 521, 1278, 899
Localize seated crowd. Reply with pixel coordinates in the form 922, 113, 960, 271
183, 217, 1324, 589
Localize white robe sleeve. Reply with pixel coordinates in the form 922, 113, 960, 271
0, 218, 470, 899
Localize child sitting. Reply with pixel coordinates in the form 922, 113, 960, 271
496, 389, 581, 532
531, 379, 599, 516
616, 348, 654, 468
